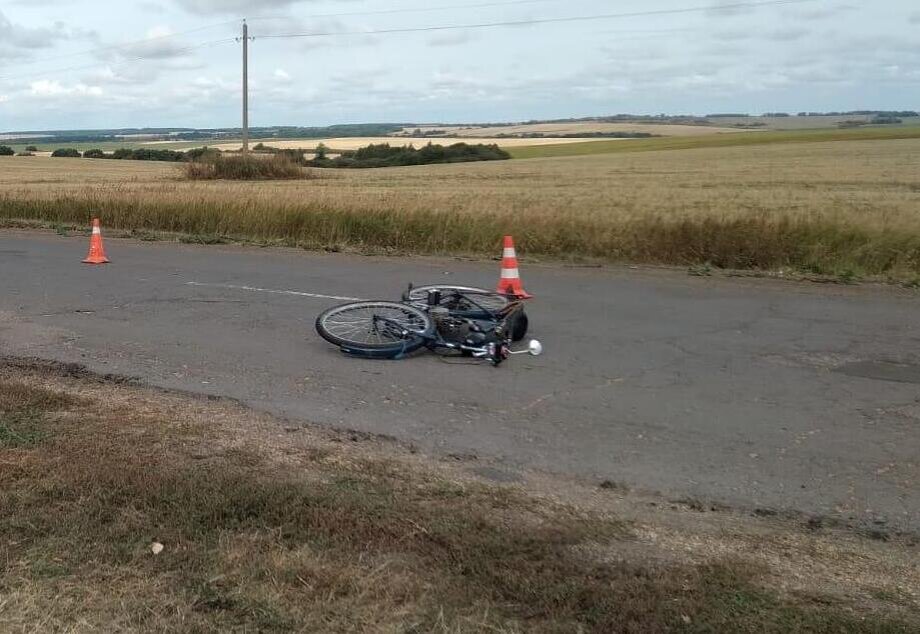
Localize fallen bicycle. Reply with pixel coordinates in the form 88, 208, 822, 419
315, 284, 543, 366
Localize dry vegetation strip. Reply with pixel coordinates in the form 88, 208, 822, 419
2, 135, 920, 280
1, 359, 917, 632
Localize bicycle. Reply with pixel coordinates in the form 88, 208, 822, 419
315, 285, 542, 366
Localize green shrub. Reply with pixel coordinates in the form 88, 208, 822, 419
24, 145, 38, 152
183, 154, 308, 180
51, 148, 81, 158
82, 149, 106, 159
312, 142, 510, 169
107, 148, 185, 161
0, 146, 14, 156
186, 146, 221, 162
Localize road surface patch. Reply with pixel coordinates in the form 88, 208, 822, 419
186, 281, 364, 302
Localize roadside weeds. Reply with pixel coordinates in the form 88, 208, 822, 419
0, 359, 918, 632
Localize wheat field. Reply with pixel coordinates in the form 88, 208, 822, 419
2, 136, 920, 278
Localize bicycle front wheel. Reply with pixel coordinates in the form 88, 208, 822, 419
315, 301, 433, 357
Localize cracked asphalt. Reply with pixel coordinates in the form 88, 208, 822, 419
2, 231, 919, 530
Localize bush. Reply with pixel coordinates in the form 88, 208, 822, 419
0, 146, 14, 156
107, 148, 185, 161
183, 154, 308, 180
185, 146, 221, 162
83, 149, 106, 159
277, 149, 307, 165
312, 142, 510, 169
51, 148, 81, 158
25, 145, 38, 152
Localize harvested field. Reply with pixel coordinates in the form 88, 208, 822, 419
2, 132, 920, 279
1, 359, 917, 632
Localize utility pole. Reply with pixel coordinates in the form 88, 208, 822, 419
241, 19, 250, 154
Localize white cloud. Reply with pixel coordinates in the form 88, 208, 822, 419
30, 79, 103, 97
119, 26, 193, 59
174, 0, 301, 15
273, 68, 291, 81
428, 31, 475, 47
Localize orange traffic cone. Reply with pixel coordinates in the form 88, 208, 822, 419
496, 235, 532, 299
82, 218, 110, 264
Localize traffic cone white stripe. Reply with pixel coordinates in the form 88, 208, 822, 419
503, 247, 516, 257
500, 268, 520, 278
92, 226, 101, 235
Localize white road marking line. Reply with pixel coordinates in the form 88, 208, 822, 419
186, 282, 364, 302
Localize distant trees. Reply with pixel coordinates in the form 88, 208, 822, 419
25, 145, 38, 152
0, 145, 14, 156
83, 149, 106, 158
51, 148, 81, 157
310, 142, 511, 169
108, 148, 184, 161
870, 116, 902, 125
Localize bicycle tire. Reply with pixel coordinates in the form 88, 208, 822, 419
315, 301, 433, 356
406, 285, 510, 315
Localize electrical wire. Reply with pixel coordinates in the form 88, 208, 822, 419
258, 0, 817, 40
248, 0, 572, 21
0, 38, 237, 82
11, 20, 240, 69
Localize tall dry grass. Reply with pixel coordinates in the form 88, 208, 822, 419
184, 153, 309, 180
2, 137, 920, 277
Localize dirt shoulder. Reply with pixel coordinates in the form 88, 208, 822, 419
1, 358, 917, 632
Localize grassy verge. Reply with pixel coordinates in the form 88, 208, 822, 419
4, 195, 920, 280
509, 126, 920, 159
1, 360, 917, 632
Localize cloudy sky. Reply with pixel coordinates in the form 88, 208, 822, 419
0, 0, 918, 131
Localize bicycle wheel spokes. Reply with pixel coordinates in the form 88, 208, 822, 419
321, 304, 428, 346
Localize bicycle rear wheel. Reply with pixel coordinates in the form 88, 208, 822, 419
316, 301, 433, 358
406, 285, 510, 315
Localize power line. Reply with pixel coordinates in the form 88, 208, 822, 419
259, 0, 817, 40
10, 0, 570, 69
11, 21, 239, 69
249, 0, 572, 21
0, 38, 237, 82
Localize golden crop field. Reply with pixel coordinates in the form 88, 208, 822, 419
2, 135, 920, 279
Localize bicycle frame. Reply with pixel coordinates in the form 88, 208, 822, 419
372, 302, 526, 366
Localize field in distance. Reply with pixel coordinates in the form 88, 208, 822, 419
142, 136, 611, 152
398, 122, 746, 137
2, 131, 920, 281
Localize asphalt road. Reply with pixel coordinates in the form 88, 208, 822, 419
2, 231, 919, 530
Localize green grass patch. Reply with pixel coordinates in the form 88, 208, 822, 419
509, 126, 920, 159
0, 410, 48, 448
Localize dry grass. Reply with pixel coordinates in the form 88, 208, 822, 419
2, 135, 920, 278
184, 154, 310, 180
1, 359, 917, 632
